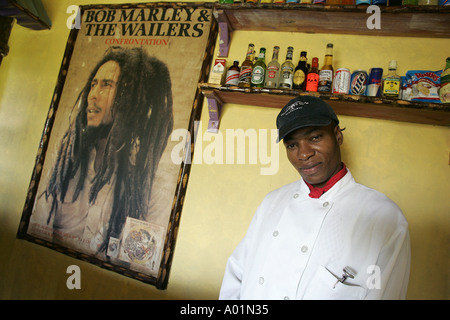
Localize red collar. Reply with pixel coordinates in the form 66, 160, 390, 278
305, 163, 348, 199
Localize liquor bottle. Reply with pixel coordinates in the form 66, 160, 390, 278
265, 46, 280, 88
279, 47, 295, 89
251, 48, 267, 88
225, 61, 240, 87
439, 57, 450, 103
306, 57, 320, 92
293, 51, 309, 90
238, 43, 255, 88
318, 43, 334, 93
381, 60, 401, 98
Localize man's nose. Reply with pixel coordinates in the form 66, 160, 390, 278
297, 141, 314, 161
89, 84, 101, 100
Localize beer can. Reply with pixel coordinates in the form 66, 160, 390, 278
366, 68, 383, 97
333, 68, 351, 94
349, 70, 368, 95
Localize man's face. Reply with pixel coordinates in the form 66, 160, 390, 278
284, 123, 343, 188
87, 60, 120, 128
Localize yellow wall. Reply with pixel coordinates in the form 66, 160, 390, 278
0, 0, 448, 299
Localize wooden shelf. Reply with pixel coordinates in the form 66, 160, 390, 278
206, 5, 449, 129
214, 4, 450, 56
200, 84, 450, 128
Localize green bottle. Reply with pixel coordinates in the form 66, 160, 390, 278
251, 47, 267, 88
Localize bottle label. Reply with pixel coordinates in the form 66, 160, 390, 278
382, 79, 400, 96
239, 67, 252, 84
225, 70, 240, 86
293, 70, 306, 86
280, 66, 293, 87
267, 66, 279, 79
251, 66, 265, 85
318, 70, 333, 91
306, 73, 319, 91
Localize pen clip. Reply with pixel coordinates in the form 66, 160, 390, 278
332, 266, 357, 289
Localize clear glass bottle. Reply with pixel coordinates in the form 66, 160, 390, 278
265, 46, 280, 88
293, 51, 309, 90
238, 43, 255, 88
382, 60, 401, 98
439, 57, 450, 104
251, 48, 267, 88
279, 47, 294, 89
318, 43, 334, 93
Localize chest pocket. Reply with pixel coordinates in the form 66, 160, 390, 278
302, 266, 366, 300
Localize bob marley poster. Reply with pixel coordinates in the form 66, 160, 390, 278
17, 2, 216, 289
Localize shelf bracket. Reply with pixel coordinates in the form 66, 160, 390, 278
203, 89, 223, 133
214, 9, 232, 58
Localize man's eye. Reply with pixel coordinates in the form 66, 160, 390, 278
311, 135, 322, 141
286, 143, 295, 150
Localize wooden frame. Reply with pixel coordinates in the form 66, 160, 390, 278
17, 2, 217, 289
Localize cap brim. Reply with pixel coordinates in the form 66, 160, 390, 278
277, 117, 333, 143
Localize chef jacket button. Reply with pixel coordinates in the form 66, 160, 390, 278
273, 230, 279, 237
293, 193, 299, 199
301, 245, 308, 253
258, 277, 264, 285
284, 296, 290, 300
323, 201, 329, 207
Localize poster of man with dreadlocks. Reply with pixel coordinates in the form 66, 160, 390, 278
21, 4, 214, 283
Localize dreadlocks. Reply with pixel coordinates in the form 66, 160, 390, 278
44, 47, 173, 253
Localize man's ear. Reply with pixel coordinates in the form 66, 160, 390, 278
334, 125, 344, 146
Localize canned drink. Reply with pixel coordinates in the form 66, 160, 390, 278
350, 70, 368, 95
333, 68, 351, 94
366, 68, 383, 97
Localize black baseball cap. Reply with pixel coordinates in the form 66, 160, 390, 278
276, 96, 339, 142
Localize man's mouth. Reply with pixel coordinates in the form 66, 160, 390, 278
87, 105, 101, 114
299, 162, 321, 175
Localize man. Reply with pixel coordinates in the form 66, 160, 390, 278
38, 47, 173, 256
219, 96, 410, 300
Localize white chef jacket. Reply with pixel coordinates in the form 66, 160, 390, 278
219, 170, 410, 300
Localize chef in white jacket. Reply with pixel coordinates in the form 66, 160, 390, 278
219, 96, 410, 300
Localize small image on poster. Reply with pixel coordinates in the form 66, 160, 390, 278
118, 217, 165, 276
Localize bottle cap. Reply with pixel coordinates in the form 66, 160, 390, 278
389, 60, 397, 69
